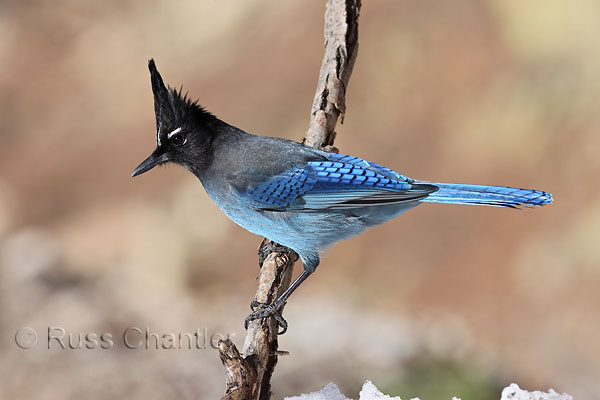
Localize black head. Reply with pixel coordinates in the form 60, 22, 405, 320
132, 59, 218, 178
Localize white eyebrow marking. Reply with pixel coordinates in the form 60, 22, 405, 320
167, 127, 182, 139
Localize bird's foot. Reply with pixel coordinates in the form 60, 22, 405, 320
257, 240, 289, 268
245, 300, 288, 334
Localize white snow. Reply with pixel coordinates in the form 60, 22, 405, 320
285, 382, 351, 400
500, 383, 572, 400
284, 380, 408, 400
284, 381, 573, 400
358, 381, 404, 400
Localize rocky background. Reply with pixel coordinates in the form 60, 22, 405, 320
0, 1, 598, 399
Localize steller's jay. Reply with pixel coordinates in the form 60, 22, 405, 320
133, 59, 553, 333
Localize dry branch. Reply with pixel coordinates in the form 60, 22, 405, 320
303, 0, 361, 150
218, 1, 361, 399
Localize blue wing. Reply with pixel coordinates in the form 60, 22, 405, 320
242, 153, 437, 211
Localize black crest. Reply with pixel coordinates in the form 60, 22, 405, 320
148, 59, 218, 146
148, 59, 176, 140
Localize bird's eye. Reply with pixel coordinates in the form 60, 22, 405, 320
171, 134, 186, 147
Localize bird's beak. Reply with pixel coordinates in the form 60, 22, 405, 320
131, 148, 169, 177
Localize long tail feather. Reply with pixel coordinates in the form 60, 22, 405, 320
419, 182, 553, 208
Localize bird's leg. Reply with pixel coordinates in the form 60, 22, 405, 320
245, 269, 313, 335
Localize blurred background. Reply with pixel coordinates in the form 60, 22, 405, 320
0, 1, 598, 399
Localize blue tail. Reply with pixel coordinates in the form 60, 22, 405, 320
419, 182, 553, 208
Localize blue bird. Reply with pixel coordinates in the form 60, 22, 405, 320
133, 60, 553, 332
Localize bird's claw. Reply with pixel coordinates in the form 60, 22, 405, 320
250, 300, 266, 311
257, 240, 289, 268
245, 301, 288, 334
